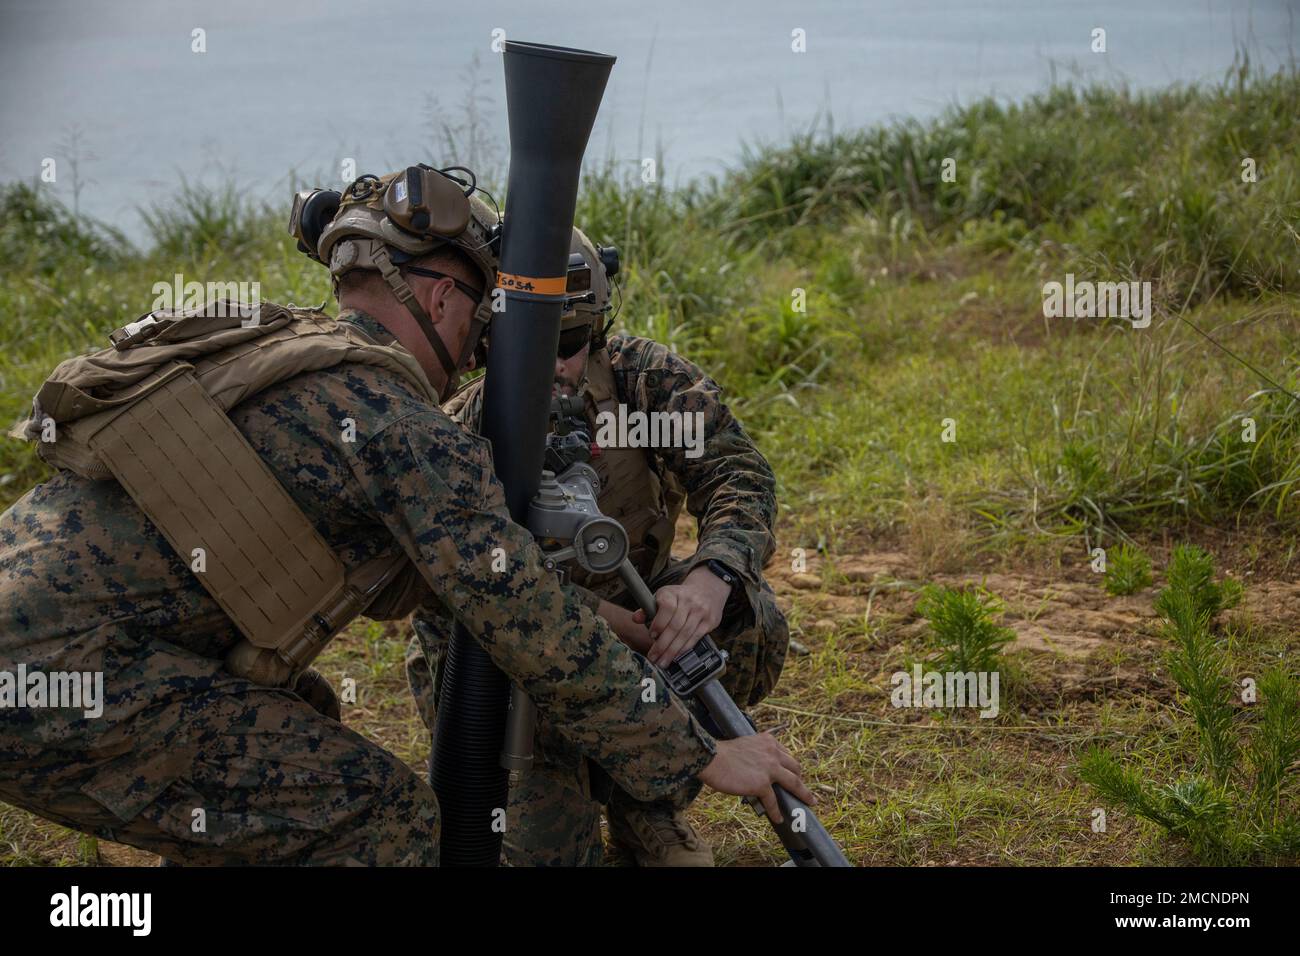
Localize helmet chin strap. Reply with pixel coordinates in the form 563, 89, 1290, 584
371, 244, 465, 403
572, 347, 594, 395
458, 299, 492, 368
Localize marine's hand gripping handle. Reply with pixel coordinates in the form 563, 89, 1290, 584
618, 563, 852, 868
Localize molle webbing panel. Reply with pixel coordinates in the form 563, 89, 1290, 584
91, 371, 345, 651
581, 346, 680, 581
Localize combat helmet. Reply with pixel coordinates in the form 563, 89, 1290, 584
289, 164, 501, 398
559, 226, 619, 356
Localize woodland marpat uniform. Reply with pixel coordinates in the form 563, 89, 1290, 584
408, 332, 790, 863
0, 308, 716, 865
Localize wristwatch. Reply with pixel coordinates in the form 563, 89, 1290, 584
703, 558, 741, 595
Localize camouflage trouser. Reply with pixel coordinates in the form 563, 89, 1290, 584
0, 627, 439, 866
406, 558, 789, 865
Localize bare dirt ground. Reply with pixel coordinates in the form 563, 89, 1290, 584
692, 525, 1299, 866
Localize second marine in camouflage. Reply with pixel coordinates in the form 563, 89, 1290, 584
407, 226, 791, 865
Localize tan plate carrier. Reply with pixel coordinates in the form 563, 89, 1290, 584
11, 300, 434, 686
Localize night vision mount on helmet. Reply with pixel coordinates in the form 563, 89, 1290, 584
561, 226, 620, 351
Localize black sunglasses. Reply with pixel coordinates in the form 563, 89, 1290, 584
556, 324, 592, 359
404, 265, 484, 304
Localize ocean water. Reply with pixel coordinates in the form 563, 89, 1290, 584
0, 0, 1295, 244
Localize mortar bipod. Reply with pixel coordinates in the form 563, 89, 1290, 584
514, 463, 852, 866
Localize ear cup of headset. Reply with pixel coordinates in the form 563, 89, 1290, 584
598, 244, 619, 278
298, 190, 342, 257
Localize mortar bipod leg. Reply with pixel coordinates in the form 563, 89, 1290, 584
501, 686, 535, 781
615, 560, 851, 867
693, 680, 850, 867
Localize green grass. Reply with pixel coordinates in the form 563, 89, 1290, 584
1080, 546, 1300, 864
1104, 543, 1153, 596
1158, 543, 1245, 622
2, 63, 1300, 867
915, 585, 1014, 675
5, 67, 1300, 554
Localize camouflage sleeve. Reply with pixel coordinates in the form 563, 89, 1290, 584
349, 406, 716, 800
617, 338, 778, 588
565, 582, 605, 615
448, 381, 604, 616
